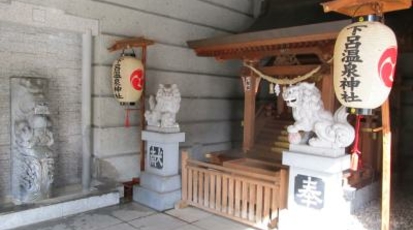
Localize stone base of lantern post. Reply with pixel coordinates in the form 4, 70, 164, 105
279, 146, 352, 230
133, 130, 185, 211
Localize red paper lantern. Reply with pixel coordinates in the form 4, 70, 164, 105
333, 17, 398, 114
112, 52, 144, 106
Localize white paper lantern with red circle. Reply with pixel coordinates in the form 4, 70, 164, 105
333, 19, 398, 111
112, 54, 144, 106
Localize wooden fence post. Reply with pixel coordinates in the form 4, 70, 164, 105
175, 150, 189, 209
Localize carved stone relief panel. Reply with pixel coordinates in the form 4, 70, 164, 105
10, 77, 55, 204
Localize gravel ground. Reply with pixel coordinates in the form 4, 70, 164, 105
347, 185, 413, 230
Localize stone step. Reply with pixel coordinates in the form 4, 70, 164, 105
0, 184, 120, 230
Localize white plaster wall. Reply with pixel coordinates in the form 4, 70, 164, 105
1, 0, 255, 184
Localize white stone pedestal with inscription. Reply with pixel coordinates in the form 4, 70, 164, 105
134, 130, 185, 211
279, 144, 351, 230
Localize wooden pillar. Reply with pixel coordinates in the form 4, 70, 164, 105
241, 59, 260, 152
320, 67, 335, 112
140, 45, 147, 172
361, 116, 374, 169
276, 87, 285, 116
381, 99, 391, 230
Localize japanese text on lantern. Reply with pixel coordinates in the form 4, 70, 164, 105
113, 60, 123, 99
340, 25, 367, 103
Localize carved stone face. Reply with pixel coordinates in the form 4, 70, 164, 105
15, 120, 33, 143
282, 85, 300, 108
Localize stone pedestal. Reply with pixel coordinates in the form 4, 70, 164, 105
134, 131, 185, 211
279, 145, 351, 230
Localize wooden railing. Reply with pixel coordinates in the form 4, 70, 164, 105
178, 150, 288, 229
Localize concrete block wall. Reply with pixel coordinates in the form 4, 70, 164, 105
0, 21, 83, 198
0, 0, 256, 185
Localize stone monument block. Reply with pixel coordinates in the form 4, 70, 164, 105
142, 131, 185, 177
280, 149, 351, 230
139, 172, 181, 193
134, 186, 181, 211
135, 130, 185, 211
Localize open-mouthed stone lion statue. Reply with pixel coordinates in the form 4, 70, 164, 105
282, 82, 355, 149
145, 84, 181, 132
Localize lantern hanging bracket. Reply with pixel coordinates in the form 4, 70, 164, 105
108, 37, 154, 52
350, 2, 384, 19
120, 48, 137, 57
371, 2, 384, 17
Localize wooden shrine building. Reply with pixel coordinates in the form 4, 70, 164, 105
187, 20, 349, 153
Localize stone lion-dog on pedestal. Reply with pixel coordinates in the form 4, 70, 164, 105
282, 82, 355, 149
144, 84, 181, 133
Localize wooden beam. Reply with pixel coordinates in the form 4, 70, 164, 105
258, 65, 320, 76
192, 33, 338, 58
322, 0, 411, 17
187, 20, 349, 54
320, 69, 335, 112
206, 46, 329, 61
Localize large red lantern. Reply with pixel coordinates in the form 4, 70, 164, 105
333, 17, 398, 114
112, 51, 144, 106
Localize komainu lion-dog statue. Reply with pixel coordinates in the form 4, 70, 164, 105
145, 84, 181, 132
282, 82, 355, 149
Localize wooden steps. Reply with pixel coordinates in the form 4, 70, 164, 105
274, 141, 289, 149
277, 135, 288, 142
247, 115, 293, 163
204, 109, 292, 166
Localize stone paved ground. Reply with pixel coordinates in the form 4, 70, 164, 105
12, 203, 256, 230
11, 184, 413, 230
